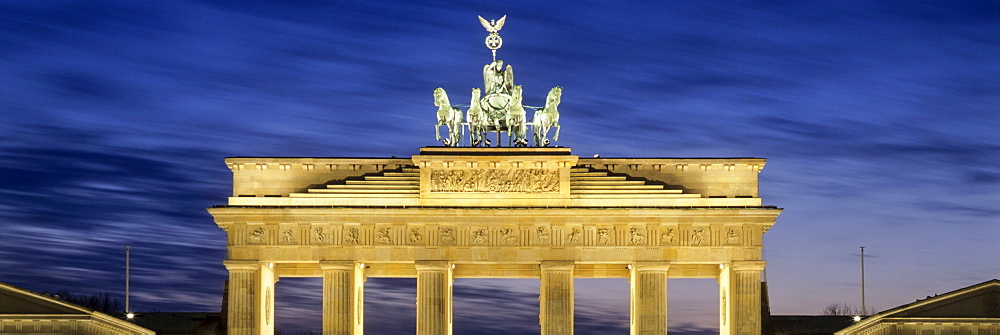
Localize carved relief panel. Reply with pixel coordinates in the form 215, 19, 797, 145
408, 227, 424, 245
342, 225, 361, 245
247, 225, 267, 245
278, 224, 298, 245
628, 227, 648, 246
438, 226, 457, 246
724, 227, 742, 246
499, 227, 520, 246
429, 169, 559, 193
659, 227, 677, 246
311, 224, 331, 245
534, 226, 551, 246
376, 226, 393, 245
471, 227, 488, 245
689, 227, 708, 246
230, 222, 759, 248
595, 227, 614, 246
563, 226, 583, 246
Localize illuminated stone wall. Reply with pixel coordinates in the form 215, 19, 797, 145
0, 282, 154, 335
210, 147, 782, 335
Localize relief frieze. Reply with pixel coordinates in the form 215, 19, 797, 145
280, 229, 296, 244
660, 228, 676, 245
377, 228, 392, 244
312, 227, 329, 244
725, 228, 742, 245
536, 227, 550, 245
408, 228, 424, 245
234, 224, 756, 248
344, 228, 359, 245
430, 169, 558, 193
500, 229, 519, 245
472, 229, 488, 245
690, 228, 706, 246
565, 228, 582, 245
597, 228, 613, 245
629, 228, 647, 245
439, 228, 456, 245
248, 227, 265, 245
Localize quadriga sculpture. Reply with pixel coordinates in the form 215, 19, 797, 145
467, 88, 489, 147
481, 60, 515, 147
506, 85, 528, 147
433, 87, 463, 146
533, 86, 562, 146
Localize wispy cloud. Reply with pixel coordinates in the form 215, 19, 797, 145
1, 0, 997, 332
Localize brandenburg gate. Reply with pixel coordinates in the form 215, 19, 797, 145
208, 16, 781, 335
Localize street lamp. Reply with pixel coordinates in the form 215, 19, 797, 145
860, 246, 866, 316
126, 246, 133, 320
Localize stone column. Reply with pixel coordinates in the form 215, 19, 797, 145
540, 261, 575, 335
415, 261, 453, 335
321, 261, 365, 335
224, 260, 258, 335
257, 262, 278, 335
718, 264, 732, 335
721, 261, 765, 335
224, 260, 276, 335
630, 262, 669, 335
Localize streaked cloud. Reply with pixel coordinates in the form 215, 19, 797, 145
0, 0, 997, 333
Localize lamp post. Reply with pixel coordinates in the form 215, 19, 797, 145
860, 246, 866, 317
126, 246, 133, 320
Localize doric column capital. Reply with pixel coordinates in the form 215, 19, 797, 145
416, 260, 453, 335
322, 260, 365, 335
540, 260, 575, 272
730, 261, 766, 272
630, 262, 669, 334
319, 260, 356, 271
633, 262, 671, 272
540, 261, 575, 335
415, 260, 451, 271
223, 260, 259, 271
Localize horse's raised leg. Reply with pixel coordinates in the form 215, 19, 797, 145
511, 124, 519, 147
450, 125, 462, 147
520, 125, 528, 146
446, 126, 452, 147
533, 124, 542, 147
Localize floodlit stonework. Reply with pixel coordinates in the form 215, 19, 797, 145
0, 282, 154, 335
836, 279, 1000, 335
209, 147, 782, 334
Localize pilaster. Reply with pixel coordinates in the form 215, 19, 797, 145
540, 261, 575, 335
722, 261, 765, 335
719, 264, 732, 335
224, 260, 276, 335
321, 261, 365, 335
630, 262, 669, 335
415, 261, 453, 335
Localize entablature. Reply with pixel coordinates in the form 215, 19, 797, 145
222, 147, 768, 205
210, 206, 779, 265
269, 262, 729, 279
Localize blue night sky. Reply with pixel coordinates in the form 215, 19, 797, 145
1, 1, 998, 334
